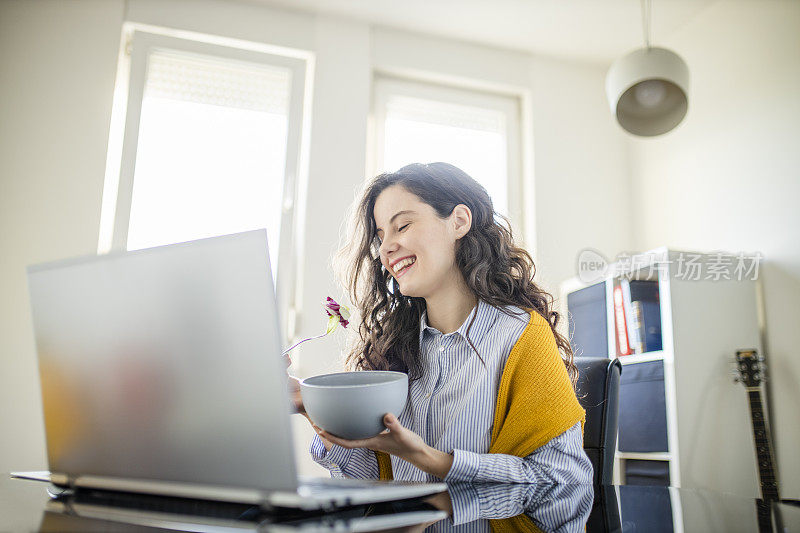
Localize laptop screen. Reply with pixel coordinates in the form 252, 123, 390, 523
26, 230, 297, 491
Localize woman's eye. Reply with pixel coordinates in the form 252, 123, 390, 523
399, 223, 410, 232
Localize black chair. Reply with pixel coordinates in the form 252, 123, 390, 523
575, 357, 622, 485
585, 484, 622, 533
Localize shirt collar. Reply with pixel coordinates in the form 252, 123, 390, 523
419, 299, 500, 346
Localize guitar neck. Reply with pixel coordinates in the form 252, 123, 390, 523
745, 387, 780, 501
755, 499, 773, 533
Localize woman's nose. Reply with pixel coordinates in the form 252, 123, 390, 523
379, 236, 399, 258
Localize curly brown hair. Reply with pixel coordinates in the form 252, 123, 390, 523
335, 162, 577, 387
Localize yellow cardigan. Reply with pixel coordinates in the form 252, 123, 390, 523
375, 309, 585, 531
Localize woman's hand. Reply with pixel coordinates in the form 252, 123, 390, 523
285, 359, 335, 451
316, 413, 454, 479
424, 490, 453, 517
285, 355, 305, 415
287, 375, 306, 415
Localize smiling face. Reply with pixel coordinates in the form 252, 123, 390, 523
373, 185, 470, 300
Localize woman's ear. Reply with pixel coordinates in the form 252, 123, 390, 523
451, 204, 472, 239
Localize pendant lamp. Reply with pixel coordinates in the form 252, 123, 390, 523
605, 0, 690, 136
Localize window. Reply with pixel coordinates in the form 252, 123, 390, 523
100, 29, 310, 340
373, 77, 522, 226
126, 49, 291, 264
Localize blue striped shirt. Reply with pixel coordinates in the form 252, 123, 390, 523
443, 482, 593, 532
310, 299, 592, 486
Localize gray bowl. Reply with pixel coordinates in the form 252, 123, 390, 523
300, 371, 408, 440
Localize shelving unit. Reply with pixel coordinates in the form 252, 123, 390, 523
562, 247, 763, 500
616, 451, 673, 461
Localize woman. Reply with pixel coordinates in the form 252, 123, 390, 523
292, 162, 591, 484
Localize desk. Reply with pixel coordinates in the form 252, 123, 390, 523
2, 476, 798, 532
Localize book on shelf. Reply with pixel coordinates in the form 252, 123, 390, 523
614, 279, 663, 356
629, 280, 663, 352
622, 279, 644, 354
613, 284, 631, 356
630, 300, 646, 354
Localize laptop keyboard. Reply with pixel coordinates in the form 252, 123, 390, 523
73, 488, 260, 520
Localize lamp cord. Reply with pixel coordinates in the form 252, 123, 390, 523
641, 0, 652, 50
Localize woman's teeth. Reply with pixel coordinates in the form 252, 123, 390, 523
393, 256, 416, 275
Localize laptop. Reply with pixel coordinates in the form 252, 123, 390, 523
40, 487, 447, 531
13, 229, 446, 510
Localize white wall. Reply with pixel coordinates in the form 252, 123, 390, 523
0, 0, 631, 482
527, 55, 632, 295
0, 0, 125, 477
628, 1, 800, 497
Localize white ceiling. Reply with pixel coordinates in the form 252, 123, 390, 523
246, 0, 720, 64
